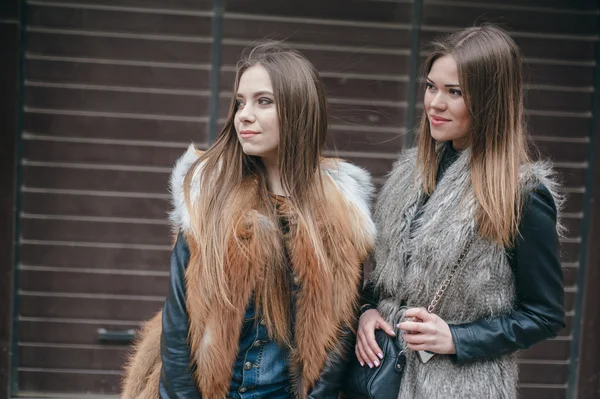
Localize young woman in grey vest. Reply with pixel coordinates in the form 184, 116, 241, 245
356, 25, 565, 398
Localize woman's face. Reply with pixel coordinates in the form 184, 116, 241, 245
424, 55, 471, 150
235, 64, 280, 165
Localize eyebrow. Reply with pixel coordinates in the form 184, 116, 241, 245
426, 78, 460, 88
235, 90, 274, 98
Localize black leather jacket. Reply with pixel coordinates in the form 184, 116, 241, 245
361, 183, 565, 363
448, 184, 565, 363
159, 233, 351, 398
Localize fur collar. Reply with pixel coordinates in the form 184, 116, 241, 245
169, 144, 376, 237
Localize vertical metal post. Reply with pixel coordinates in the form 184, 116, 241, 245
10, 0, 27, 395
208, 0, 224, 143
404, 0, 423, 149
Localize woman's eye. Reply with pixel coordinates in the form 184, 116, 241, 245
449, 89, 462, 96
235, 99, 245, 108
425, 82, 435, 91
258, 97, 273, 105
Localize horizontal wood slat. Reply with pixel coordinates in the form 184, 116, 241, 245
19, 369, 121, 395
21, 218, 171, 245
27, 31, 213, 64
22, 192, 170, 220
23, 111, 208, 143
28, 4, 213, 36
422, 3, 598, 35
19, 345, 128, 371
429, 0, 598, 10
29, 0, 213, 10
221, 44, 410, 76
225, 0, 413, 23
420, 29, 596, 62
23, 165, 170, 193
20, 270, 168, 297
20, 243, 171, 271
222, 16, 412, 49
19, 320, 141, 345
26, 58, 212, 91
25, 85, 210, 117
20, 294, 163, 321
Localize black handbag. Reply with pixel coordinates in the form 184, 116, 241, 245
344, 315, 406, 399
344, 240, 474, 399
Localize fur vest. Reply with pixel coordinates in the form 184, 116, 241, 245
122, 145, 376, 398
371, 147, 562, 399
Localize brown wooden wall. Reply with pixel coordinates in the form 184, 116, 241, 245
8, 0, 600, 397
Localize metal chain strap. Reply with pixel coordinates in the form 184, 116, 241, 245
426, 239, 475, 314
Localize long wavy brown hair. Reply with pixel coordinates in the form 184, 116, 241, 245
417, 25, 531, 247
182, 42, 328, 345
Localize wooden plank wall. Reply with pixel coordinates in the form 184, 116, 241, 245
12, 0, 599, 397
18, 0, 213, 393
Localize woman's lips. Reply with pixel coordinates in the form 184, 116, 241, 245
429, 115, 451, 126
240, 130, 259, 138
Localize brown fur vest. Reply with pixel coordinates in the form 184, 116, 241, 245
122, 145, 376, 399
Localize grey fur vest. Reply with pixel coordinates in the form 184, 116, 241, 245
370, 147, 562, 399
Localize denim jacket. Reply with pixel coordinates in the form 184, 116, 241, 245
228, 299, 290, 399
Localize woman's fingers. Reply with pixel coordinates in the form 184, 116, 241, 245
355, 309, 402, 367
363, 327, 384, 364
404, 307, 432, 321
359, 329, 382, 367
402, 331, 428, 345
376, 319, 397, 337
355, 341, 367, 366
398, 320, 428, 334
406, 342, 429, 351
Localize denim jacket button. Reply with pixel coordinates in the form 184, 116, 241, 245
244, 361, 253, 370
259, 318, 266, 326
239, 387, 247, 393
253, 340, 263, 347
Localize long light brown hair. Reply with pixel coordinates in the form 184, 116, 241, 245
183, 42, 328, 345
417, 25, 531, 247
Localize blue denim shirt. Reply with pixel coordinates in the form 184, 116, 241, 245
228, 298, 290, 399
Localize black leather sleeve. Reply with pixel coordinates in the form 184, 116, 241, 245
308, 327, 354, 399
448, 184, 566, 363
159, 232, 202, 398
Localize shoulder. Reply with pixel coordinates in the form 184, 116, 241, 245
391, 147, 419, 173
169, 144, 206, 233
520, 160, 564, 214
384, 147, 419, 184
320, 158, 376, 236
321, 158, 375, 212
519, 161, 565, 237
377, 146, 419, 198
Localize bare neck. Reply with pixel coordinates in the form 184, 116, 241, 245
262, 157, 286, 196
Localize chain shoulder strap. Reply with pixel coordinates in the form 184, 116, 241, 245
426, 239, 474, 314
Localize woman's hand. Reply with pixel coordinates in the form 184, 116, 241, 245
355, 309, 396, 368
398, 307, 456, 355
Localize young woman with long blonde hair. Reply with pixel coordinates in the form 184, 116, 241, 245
122, 42, 376, 399
355, 25, 565, 398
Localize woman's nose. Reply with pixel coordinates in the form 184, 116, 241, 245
238, 103, 255, 122
429, 92, 446, 111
